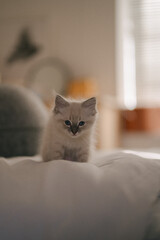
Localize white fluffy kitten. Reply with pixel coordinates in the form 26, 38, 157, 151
41, 95, 97, 162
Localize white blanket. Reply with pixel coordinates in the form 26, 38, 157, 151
0, 151, 160, 240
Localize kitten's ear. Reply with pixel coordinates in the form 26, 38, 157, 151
54, 95, 69, 114
82, 97, 97, 116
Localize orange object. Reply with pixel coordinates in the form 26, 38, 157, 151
122, 108, 160, 132
67, 78, 98, 99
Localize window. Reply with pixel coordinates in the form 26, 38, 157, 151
116, 0, 160, 109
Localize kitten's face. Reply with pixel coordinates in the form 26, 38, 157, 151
53, 95, 97, 137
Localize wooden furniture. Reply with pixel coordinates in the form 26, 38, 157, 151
122, 108, 160, 132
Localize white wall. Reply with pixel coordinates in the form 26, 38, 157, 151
0, 0, 115, 95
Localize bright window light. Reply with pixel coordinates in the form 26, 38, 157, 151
123, 34, 137, 110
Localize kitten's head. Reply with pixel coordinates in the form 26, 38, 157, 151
53, 95, 97, 137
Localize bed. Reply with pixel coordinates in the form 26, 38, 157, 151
0, 150, 160, 240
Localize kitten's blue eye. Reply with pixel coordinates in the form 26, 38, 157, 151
79, 121, 85, 126
65, 120, 71, 126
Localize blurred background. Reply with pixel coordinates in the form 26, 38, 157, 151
0, 0, 160, 151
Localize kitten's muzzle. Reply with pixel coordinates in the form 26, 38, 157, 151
71, 124, 79, 135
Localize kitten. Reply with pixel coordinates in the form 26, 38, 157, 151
41, 95, 97, 162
